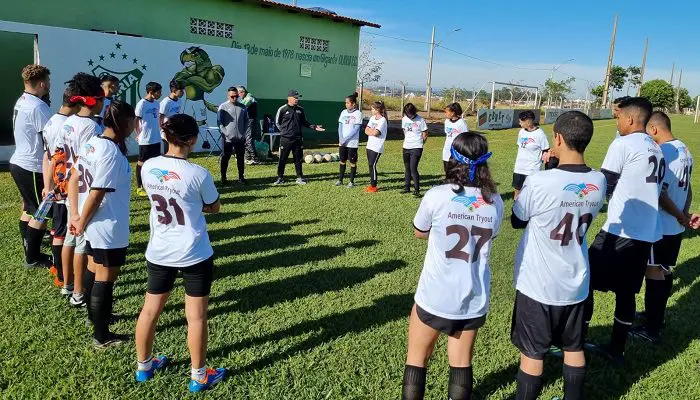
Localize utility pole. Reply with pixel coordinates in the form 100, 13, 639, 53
695, 96, 699, 123
602, 15, 618, 108
670, 63, 675, 84
425, 26, 436, 117
637, 37, 648, 96
400, 81, 406, 113
358, 80, 364, 111
675, 68, 683, 113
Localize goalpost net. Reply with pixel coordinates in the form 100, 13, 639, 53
488, 81, 540, 110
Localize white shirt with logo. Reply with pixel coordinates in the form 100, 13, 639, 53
338, 109, 363, 148
60, 116, 103, 205
75, 136, 131, 249
159, 96, 183, 139
513, 127, 549, 176
442, 118, 469, 161
402, 116, 428, 150
601, 132, 664, 242
413, 184, 504, 319
366, 116, 388, 154
659, 140, 694, 235
513, 167, 606, 305
9, 92, 51, 172
142, 156, 219, 267
135, 99, 161, 145
43, 113, 69, 157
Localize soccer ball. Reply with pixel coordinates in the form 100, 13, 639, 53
323, 153, 333, 162
314, 154, 323, 163
304, 154, 315, 164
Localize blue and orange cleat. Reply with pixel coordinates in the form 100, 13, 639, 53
188, 368, 226, 392
135, 355, 168, 383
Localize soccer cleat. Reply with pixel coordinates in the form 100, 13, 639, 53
364, 186, 378, 193
49, 266, 58, 276
347, 182, 355, 189
334, 180, 343, 187
69, 293, 87, 308
136, 188, 147, 197
135, 355, 168, 383
238, 178, 248, 185
273, 178, 285, 185
629, 325, 661, 344
24, 254, 53, 269
413, 191, 422, 198
53, 276, 64, 288
589, 343, 624, 367
189, 368, 226, 393
295, 178, 308, 185
93, 333, 130, 350
61, 284, 74, 297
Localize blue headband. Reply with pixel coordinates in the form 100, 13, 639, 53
450, 147, 493, 182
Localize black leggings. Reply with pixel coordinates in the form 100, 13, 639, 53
403, 148, 423, 191
367, 149, 382, 187
221, 139, 245, 181
278, 140, 304, 179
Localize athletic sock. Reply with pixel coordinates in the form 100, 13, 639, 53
563, 364, 586, 400
138, 355, 153, 371
644, 278, 666, 334
192, 366, 207, 382
401, 365, 426, 400
19, 220, 28, 253
515, 369, 543, 400
90, 281, 114, 343
610, 319, 629, 355
448, 366, 473, 400
52, 244, 64, 281
25, 226, 46, 263
83, 269, 96, 320
338, 163, 346, 182
349, 166, 357, 183
136, 165, 143, 188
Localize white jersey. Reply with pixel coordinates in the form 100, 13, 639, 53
338, 109, 363, 148
413, 185, 504, 319
513, 166, 606, 305
402, 115, 428, 149
135, 99, 161, 145
659, 140, 694, 235
514, 127, 549, 176
442, 118, 469, 161
142, 156, 219, 267
43, 113, 69, 157
9, 92, 51, 172
159, 96, 183, 120
60, 115, 103, 175
601, 132, 664, 242
75, 136, 131, 249
366, 115, 388, 154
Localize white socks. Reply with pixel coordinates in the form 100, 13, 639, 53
192, 366, 207, 382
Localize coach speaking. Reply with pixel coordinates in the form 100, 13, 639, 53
274, 89, 325, 185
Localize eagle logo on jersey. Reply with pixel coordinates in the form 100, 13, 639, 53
452, 194, 487, 212
519, 137, 536, 148
445, 127, 461, 137
150, 168, 181, 183
62, 125, 75, 136
84, 144, 96, 154
563, 183, 600, 198
342, 115, 358, 124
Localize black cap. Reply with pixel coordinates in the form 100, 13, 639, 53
288, 89, 302, 98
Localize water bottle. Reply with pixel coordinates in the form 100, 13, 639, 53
34, 193, 55, 222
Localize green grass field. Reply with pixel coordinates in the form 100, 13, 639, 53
1, 116, 699, 399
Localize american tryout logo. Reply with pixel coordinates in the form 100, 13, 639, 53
445, 127, 460, 137
150, 168, 181, 183
519, 137, 536, 147
563, 183, 600, 198
62, 125, 75, 136
452, 194, 487, 212
84, 144, 96, 154
342, 115, 358, 124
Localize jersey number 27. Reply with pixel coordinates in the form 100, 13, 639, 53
445, 225, 493, 263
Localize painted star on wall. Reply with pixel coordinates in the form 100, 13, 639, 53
99, 55, 105, 61
87, 59, 94, 66
110, 52, 116, 58
141, 65, 147, 71
115, 43, 122, 49
133, 58, 138, 64
122, 53, 128, 59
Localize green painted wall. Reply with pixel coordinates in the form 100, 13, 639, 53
0, 0, 363, 140
0, 32, 34, 144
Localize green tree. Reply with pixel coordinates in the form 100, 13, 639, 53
609, 65, 628, 92
678, 88, 693, 110
639, 79, 675, 109
357, 40, 383, 84
626, 66, 642, 95
542, 77, 575, 104
591, 85, 605, 101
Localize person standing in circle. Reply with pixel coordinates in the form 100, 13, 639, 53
402, 132, 503, 400
364, 101, 388, 193
159, 80, 186, 155
335, 92, 363, 188
67, 100, 135, 349
134, 114, 225, 392
401, 103, 428, 197
218, 87, 251, 185
512, 110, 550, 200
442, 103, 469, 175
274, 90, 325, 185
237, 85, 260, 165
135, 82, 163, 196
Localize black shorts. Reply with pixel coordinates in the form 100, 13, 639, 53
339, 146, 359, 164
649, 234, 683, 269
86, 241, 128, 267
51, 203, 68, 239
416, 305, 486, 336
147, 256, 214, 297
512, 173, 528, 190
138, 143, 161, 162
510, 291, 585, 360
589, 231, 652, 294
9, 163, 44, 215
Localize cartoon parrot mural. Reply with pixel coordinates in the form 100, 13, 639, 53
173, 47, 225, 126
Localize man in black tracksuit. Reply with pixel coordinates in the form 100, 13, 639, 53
274, 89, 325, 185
218, 87, 251, 184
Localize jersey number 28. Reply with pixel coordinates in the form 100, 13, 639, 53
445, 225, 493, 263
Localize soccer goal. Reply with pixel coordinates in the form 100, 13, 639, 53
488, 81, 540, 110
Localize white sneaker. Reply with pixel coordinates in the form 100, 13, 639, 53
61, 284, 74, 297
347, 182, 355, 188
70, 293, 86, 308
296, 178, 308, 185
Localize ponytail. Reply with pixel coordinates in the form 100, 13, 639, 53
445, 133, 498, 203
372, 101, 387, 120
163, 114, 199, 148
103, 100, 136, 154
346, 92, 359, 108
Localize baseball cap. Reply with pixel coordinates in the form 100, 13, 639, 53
288, 89, 302, 98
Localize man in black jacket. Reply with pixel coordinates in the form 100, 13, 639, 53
274, 90, 325, 185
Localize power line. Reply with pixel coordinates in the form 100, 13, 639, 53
435, 44, 552, 71
363, 31, 431, 44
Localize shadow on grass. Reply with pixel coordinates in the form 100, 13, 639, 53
210, 291, 414, 373
473, 255, 700, 400
208, 219, 322, 242
212, 229, 344, 259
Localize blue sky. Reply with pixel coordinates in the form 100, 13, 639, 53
298, 0, 699, 98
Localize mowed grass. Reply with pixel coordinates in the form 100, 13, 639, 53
1, 116, 699, 399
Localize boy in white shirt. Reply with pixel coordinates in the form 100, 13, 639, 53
512, 110, 550, 199
135, 82, 163, 196
159, 80, 185, 154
